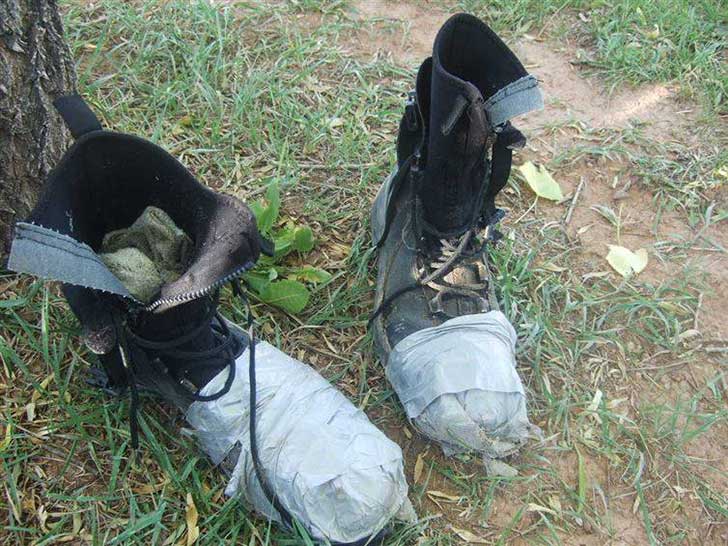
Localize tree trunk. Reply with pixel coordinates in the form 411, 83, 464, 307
0, 0, 77, 261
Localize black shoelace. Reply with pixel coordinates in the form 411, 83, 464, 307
113, 280, 292, 527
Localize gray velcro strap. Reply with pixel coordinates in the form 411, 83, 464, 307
484, 75, 543, 127
8, 222, 134, 300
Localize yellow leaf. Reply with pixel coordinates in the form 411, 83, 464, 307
518, 161, 564, 201
0, 423, 13, 452
427, 490, 460, 502
542, 262, 567, 272
185, 493, 199, 546
451, 527, 488, 543
526, 502, 557, 515
72, 509, 83, 534
606, 245, 648, 277
32, 373, 54, 402
414, 453, 425, 484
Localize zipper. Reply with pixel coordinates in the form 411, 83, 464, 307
144, 262, 254, 312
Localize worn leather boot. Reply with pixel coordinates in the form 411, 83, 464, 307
371, 14, 543, 458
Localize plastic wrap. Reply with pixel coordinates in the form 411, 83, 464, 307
186, 341, 414, 543
386, 311, 534, 458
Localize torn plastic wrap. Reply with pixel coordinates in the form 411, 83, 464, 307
386, 311, 535, 458
186, 341, 414, 544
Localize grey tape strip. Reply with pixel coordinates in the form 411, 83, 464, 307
8, 222, 132, 299
386, 311, 524, 420
484, 75, 544, 127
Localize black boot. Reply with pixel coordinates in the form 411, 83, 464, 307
370, 14, 542, 457
9, 96, 411, 544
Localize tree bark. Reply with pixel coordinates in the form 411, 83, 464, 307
0, 0, 77, 261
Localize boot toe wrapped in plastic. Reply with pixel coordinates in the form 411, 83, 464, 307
385, 311, 534, 458
186, 341, 413, 544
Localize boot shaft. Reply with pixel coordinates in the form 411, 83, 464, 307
408, 14, 543, 236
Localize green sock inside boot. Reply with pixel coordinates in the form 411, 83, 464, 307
100, 206, 192, 303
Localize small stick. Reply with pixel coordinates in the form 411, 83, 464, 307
693, 292, 703, 331
564, 177, 585, 226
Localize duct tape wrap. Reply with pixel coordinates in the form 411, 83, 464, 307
186, 341, 413, 544
386, 311, 534, 458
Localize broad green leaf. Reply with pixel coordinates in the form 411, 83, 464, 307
606, 245, 648, 277
518, 161, 564, 201
287, 266, 332, 284
254, 182, 281, 234
259, 279, 310, 314
293, 226, 314, 252
273, 224, 315, 257
249, 201, 264, 220
242, 271, 271, 294
273, 225, 296, 257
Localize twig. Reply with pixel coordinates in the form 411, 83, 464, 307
694, 292, 703, 331
564, 176, 585, 226
630, 360, 691, 372
514, 196, 538, 224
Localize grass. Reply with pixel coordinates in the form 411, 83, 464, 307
455, 0, 728, 114
1, 0, 727, 544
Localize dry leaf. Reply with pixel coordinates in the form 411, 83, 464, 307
414, 453, 425, 484
32, 373, 54, 402
134, 477, 169, 495
0, 423, 13, 452
518, 161, 564, 201
587, 389, 603, 413
484, 458, 518, 477
451, 527, 488, 543
527, 502, 557, 515
72, 510, 83, 534
542, 263, 567, 272
185, 493, 200, 546
606, 245, 648, 277
548, 495, 562, 514
582, 271, 608, 281
427, 490, 459, 502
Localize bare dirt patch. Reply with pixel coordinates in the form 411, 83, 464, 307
513, 38, 696, 140
348, 0, 448, 64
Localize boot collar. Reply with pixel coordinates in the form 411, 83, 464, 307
8, 95, 270, 312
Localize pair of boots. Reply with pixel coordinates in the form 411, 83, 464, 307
8, 14, 542, 544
